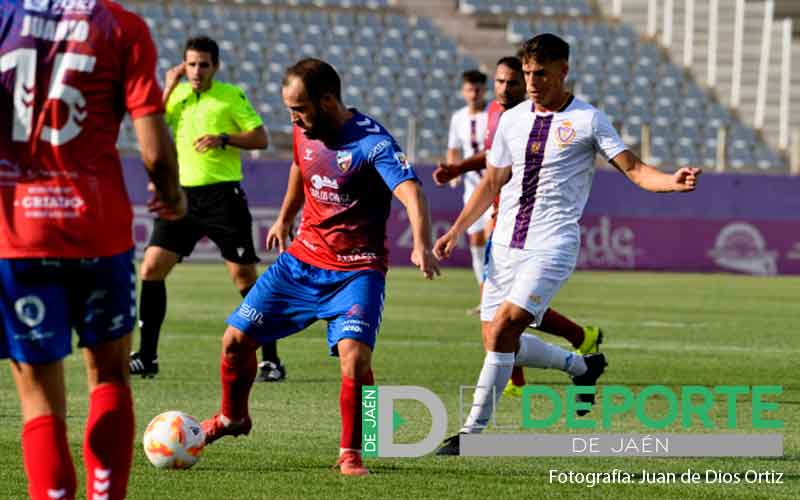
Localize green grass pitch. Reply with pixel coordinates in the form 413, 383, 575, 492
0, 264, 798, 499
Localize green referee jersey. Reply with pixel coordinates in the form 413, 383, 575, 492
165, 80, 263, 187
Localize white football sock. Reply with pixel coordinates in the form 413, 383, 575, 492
469, 245, 486, 284
515, 333, 587, 376
460, 351, 515, 434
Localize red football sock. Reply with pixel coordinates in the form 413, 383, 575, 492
220, 350, 257, 421
510, 366, 526, 386
538, 308, 584, 348
340, 369, 374, 450
84, 383, 134, 500
22, 415, 77, 500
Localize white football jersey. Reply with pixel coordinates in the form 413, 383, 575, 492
487, 97, 627, 251
447, 105, 488, 199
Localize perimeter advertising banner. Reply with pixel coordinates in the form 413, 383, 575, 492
124, 159, 800, 275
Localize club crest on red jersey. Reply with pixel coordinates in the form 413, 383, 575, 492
336, 150, 353, 172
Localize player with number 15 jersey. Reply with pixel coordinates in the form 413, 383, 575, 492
1, 2, 183, 499
0, 0, 163, 258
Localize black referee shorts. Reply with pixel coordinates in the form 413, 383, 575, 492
148, 181, 260, 264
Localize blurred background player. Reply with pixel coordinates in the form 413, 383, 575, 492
445, 69, 491, 313
130, 36, 285, 383
199, 58, 440, 476
0, 2, 185, 499
434, 34, 701, 455
434, 56, 603, 397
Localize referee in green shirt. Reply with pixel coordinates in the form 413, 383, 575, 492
130, 37, 285, 382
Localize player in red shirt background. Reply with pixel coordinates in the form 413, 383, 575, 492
0, 2, 184, 499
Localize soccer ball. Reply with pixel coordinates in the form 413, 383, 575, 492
142, 411, 205, 469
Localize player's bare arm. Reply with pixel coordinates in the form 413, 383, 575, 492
162, 62, 185, 103
444, 147, 462, 188
267, 162, 304, 253
610, 150, 702, 193
433, 151, 487, 186
393, 180, 440, 280
194, 126, 269, 153
434, 163, 510, 260
133, 114, 187, 220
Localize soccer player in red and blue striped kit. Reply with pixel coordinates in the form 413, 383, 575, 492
200, 58, 439, 476
0, 1, 185, 498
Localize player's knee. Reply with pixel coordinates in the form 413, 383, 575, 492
230, 265, 257, 291
338, 340, 371, 377
139, 248, 176, 280
88, 363, 130, 390
139, 258, 167, 281
221, 326, 257, 362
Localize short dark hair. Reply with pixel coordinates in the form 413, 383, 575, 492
495, 56, 522, 73
461, 69, 487, 86
184, 36, 220, 65
282, 58, 342, 102
520, 33, 570, 64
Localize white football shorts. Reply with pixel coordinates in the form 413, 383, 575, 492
480, 241, 578, 325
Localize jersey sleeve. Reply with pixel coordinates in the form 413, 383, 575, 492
366, 136, 418, 191
447, 113, 461, 150
230, 87, 264, 132
119, 11, 164, 119
483, 102, 501, 151
292, 125, 301, 165
486, 113, 512, 168
592, 110, 628, 161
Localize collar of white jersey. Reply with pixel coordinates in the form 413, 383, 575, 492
531, 94, 575, 116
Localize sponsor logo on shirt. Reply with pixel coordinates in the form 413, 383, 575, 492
310, 174, 339, 190
304, 148, 313, 161
367, 139, 391, 162
335, 252, 377, 263
17, 195, 84, 209
394, 151, 411, 170
310, 175, 351, 204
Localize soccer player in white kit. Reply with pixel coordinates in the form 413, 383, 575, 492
445, 70, 492, 291
433, 34, 701, 455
